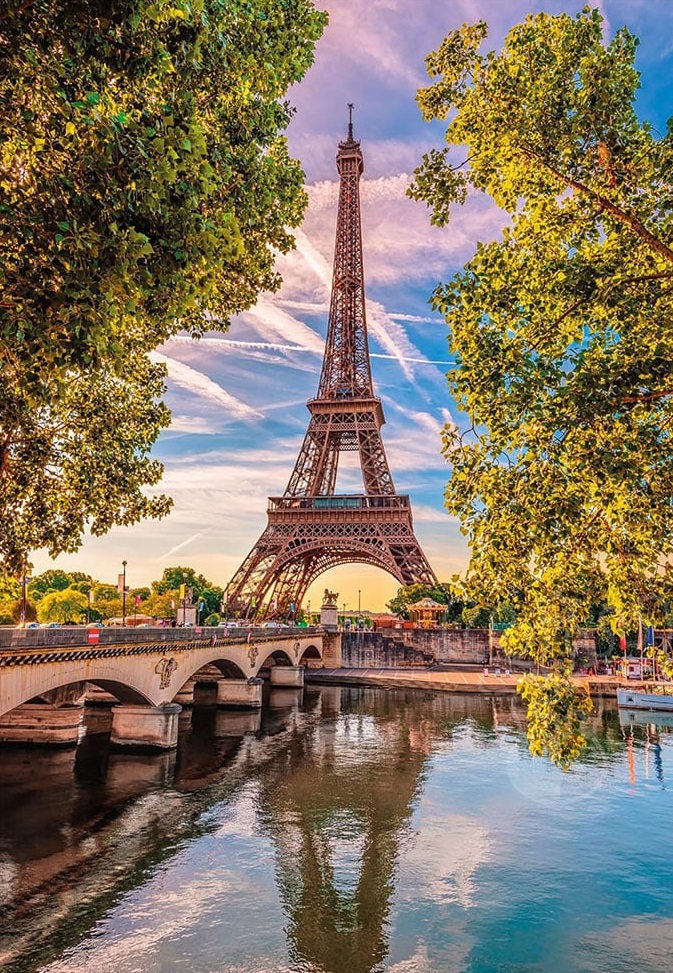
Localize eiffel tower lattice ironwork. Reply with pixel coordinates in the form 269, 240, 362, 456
226, 110, 437, 617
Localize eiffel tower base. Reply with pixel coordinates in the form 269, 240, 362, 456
227, 494, 436, 618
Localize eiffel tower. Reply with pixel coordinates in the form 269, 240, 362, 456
227, 108, 436, 617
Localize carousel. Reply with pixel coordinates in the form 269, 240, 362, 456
408, 597, 446, 629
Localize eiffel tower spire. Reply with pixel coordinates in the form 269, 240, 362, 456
226, 111, 437, 618
316, 104, 372, 400
284, 107, 394, 500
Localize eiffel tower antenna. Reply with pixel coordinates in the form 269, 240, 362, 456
226, 122, 437, 618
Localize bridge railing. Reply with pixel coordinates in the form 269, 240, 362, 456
0, 624, 321, 652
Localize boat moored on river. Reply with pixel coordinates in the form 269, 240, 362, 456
617, 688, 673, 712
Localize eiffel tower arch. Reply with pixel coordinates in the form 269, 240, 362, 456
227, 110, 437, 617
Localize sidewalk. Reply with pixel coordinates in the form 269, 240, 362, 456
307, 667, 626, 697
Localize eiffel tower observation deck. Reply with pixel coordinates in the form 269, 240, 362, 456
226, 108, 437, 618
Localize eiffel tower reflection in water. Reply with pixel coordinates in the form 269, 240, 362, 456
257, 686, 432, 973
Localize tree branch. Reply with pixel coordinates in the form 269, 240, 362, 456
523, 146, 673, 266
621, 389, 673, 405
0, 0, 35, 22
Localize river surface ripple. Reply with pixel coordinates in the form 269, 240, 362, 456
1, 686, 672, 973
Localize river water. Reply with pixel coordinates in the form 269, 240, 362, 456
1, 685, 672, 973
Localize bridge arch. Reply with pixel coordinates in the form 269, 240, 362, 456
299, 644, 321, 665
259, 648, 295, 670
184, 658, 248, 684
1, 668, 155, 716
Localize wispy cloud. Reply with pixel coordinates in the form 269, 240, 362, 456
150, 352, 263, 420
156, 530, 207, 562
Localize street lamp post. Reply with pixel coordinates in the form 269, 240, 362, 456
122, 560, 127, 626
20, 573, 31, 627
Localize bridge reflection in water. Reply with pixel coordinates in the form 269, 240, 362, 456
0, 687, 649, 973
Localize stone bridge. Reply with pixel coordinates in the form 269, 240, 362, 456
0, 625, 339, 749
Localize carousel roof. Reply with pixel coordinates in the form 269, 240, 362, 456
409, 597, 445, 611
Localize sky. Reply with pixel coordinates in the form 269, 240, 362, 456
33, 0, 673, 612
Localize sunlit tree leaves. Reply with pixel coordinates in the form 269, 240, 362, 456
0, 0, 326, 573
411, 8, 673, 668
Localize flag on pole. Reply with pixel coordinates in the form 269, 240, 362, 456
619, 634, 627, 652
117, 574, 125, 593
636, 621, 643, 655
135, 594, 141, 606
647, 625, 655, 647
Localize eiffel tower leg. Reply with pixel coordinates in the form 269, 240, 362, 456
226, 526, 284, 618
285, 416, 339, 498
358, 425, 394, 496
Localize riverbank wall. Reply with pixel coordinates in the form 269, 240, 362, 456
341, 629, 490, 668
306, 667, 626, 698
340, 628, 598, 670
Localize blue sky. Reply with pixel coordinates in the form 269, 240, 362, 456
35, 0, 673, 611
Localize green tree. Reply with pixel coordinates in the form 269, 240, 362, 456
0, 0, 326, 574
91, 583, 122, 619
28, 569, 73, 601
198, 585, 224, 616
143, 588, 179, 620
386, 582, 451, 619
411, 8, 673, 669
0, 597, 37, 624
152, 566, 208, 596
37, 586, 89, 623
0, 572, 20, 603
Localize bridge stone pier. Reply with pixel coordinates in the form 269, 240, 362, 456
270, 665, 305, 688
0, 626, 326, 749
110, 702, 183, 749
216, 677, 263, 708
